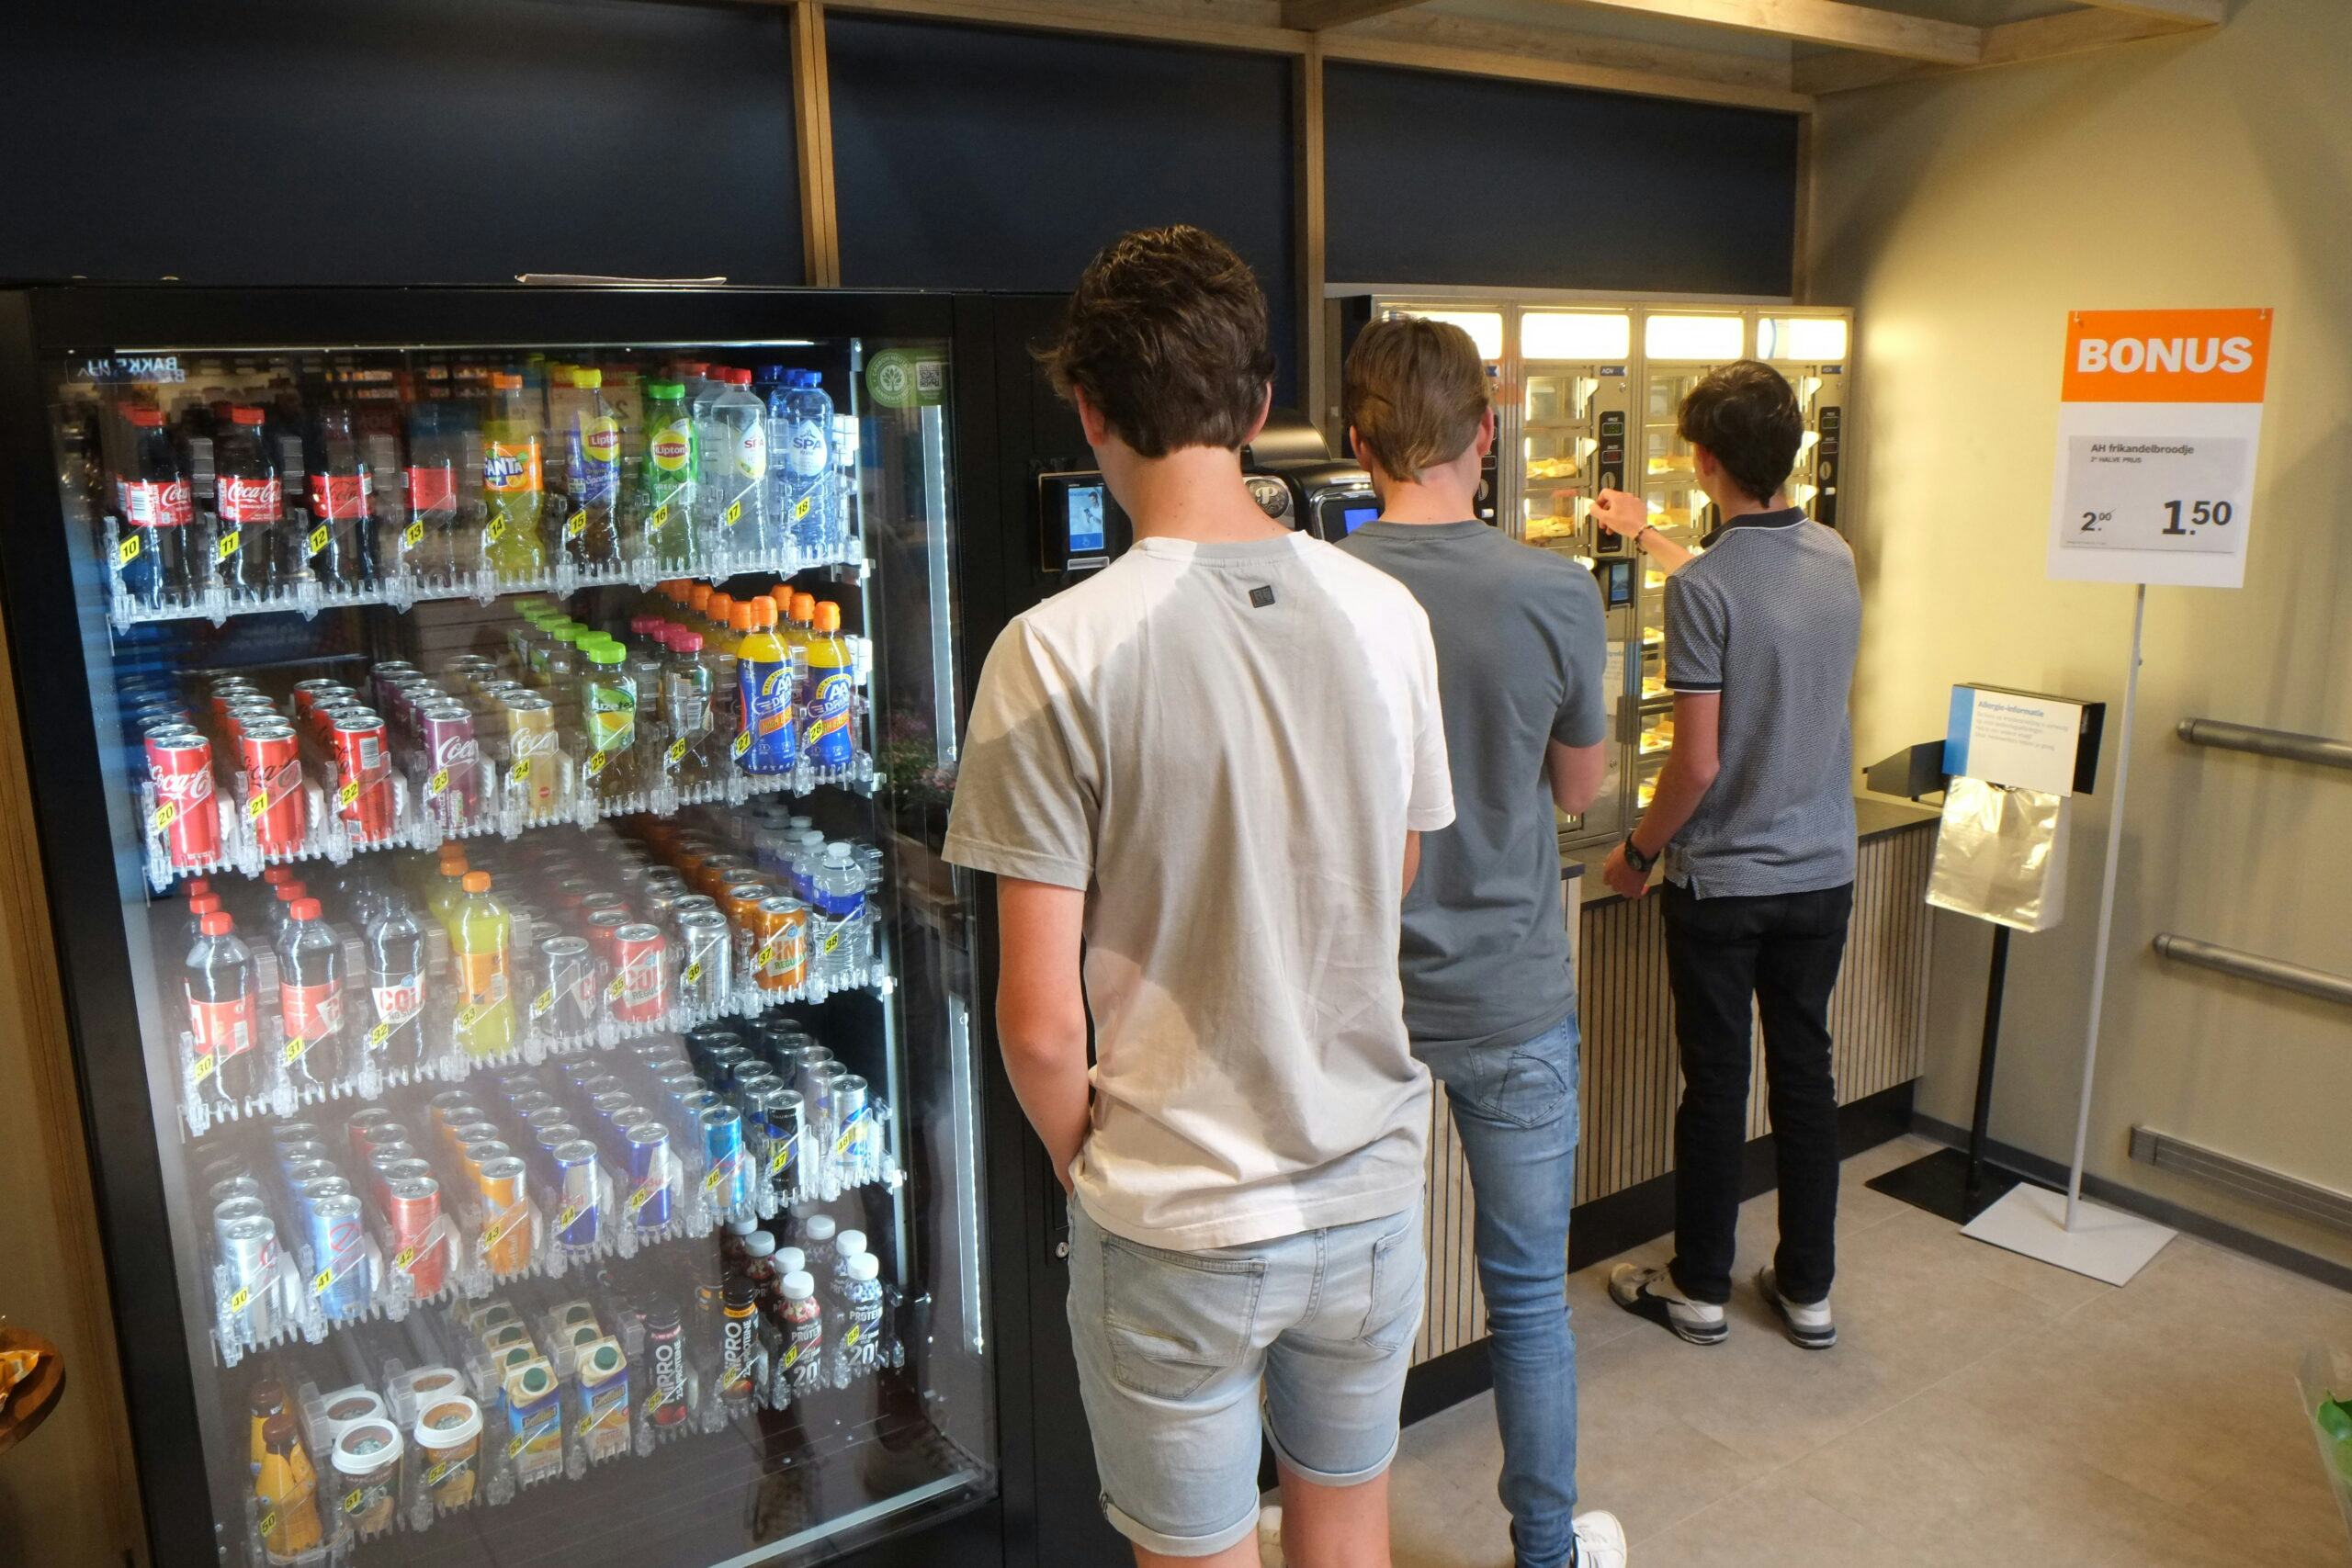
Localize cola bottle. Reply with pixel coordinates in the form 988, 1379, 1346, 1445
364, 895, 426, 1073
187, 911, 263, 1104
214, 406, 283, 600
276, 897, 345, 1089
303, 405, 374, 592
116, 407, 194, 609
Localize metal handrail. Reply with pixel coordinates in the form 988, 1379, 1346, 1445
2177, 718, 2352, 771
2154, 933, 2352, 1009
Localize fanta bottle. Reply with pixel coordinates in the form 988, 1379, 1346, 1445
452, 870, 515, 1057
737, 598, 796, 775
803, 602, 855, 773
481, 372, 548, 580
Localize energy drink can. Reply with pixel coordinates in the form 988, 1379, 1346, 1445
621, 1121, 673, 1229
831, 1072, 872, 1182
550, 1141, 600, 1247
699, 1104, 750, 1214
306, 1190, 371, 1320
587, 1089, 635, 1124
610, 923, 670, 1024
747, 1084, 805, 1202
476, 1156, 533, 1275
528, 934, 597, 1037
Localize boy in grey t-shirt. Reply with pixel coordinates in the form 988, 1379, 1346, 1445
1338, 317, 1627, 1568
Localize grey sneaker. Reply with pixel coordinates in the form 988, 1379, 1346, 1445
1758, 1265, 1837, 1348
1608, 1263, 1727, 1346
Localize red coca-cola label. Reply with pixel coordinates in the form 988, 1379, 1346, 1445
154, 764, 215, 808
309, 470, 371, 523
279, 979, 344, 1043
406, 466, 455, 513
217, 474, 282, 525
188, 990, 255, 1061
371, 977, 423, 1026
122, 478, 193, 528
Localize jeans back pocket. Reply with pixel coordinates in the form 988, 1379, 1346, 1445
1099, 1232, 1267, 1401
1356, 1213, 1425, 1354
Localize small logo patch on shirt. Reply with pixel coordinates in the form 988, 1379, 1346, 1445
1249, 584, 1276, 608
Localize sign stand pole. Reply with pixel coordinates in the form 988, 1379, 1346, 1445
1962, 585, 2175, 1281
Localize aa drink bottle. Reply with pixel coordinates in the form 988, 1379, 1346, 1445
116, 406, 193, 609
214, 405, 283, 599
481, 372, 548, 581
802, 601, 855, 772
187, 910, 261, 1103
736, 598, 795, 774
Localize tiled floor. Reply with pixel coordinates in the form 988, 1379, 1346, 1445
1306, 1136, 2352, 1567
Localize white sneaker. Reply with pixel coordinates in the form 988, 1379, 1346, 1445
1573, 1508, 1628, 1567
1757, 1266, 1837, 1349
1259, 1503, 1283, 1567
1608, 1263, 1727, 1346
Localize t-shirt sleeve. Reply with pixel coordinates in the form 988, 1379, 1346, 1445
1664, 570, 1728, 694
942, 619, 1096, 890
1551, 569, 1611, 747
1404, 608, 1456, 832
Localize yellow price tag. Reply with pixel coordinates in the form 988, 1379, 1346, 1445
584, 749, 608, 777
227, 1287, 252, 1313
792, 495, 813, 524
556, 1203, 582, 1233
627, 1183, 656, 1213
531, 987, 555, 1018
605, 974, 626, 1001
457, 1002, 486, 1031
343, 1488, 364, 1515
367, 1021, 390, 1049
512, 758, 533, 782
702, 1163, 727, 1193
564, 510, 587, 540
722, 500, 742, 527
769, 1144, 790, 1177
336, 780, 360, 809
283, 1036, 307, 1066
393, 1246, 418, 1271
190, 1052, 216, 1083
307, 525, 330, 557
312, 1268, 334, 1294
245, 793, 268, 822
117, 533, 141, 567
843, 1325, 862, 1348
731, 731, 752, 759
648, 503, 670, 530
821, 930, 841, 954
506, 1434, 526, 1459
150, 801, 178, 832
257, 1509, 278, 1539
684, 960, 703, 985
424, 1459, 454, 1486
666, 738, 687, 767
216, 528, 241, 561
486, 515, 506, 544
428, 767, 449, 796
402, 520, 424, 549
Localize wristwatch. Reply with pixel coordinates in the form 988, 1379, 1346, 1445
1622, 835, 1658, 874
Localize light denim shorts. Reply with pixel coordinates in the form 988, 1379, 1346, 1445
1066, 1197, 1424, 1558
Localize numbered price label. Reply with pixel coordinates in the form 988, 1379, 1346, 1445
2058, 435, 2250, 558
216, 528, 242, 561
117, 533, 142, 568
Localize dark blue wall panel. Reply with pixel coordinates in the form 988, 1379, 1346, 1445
830, 17, 1299, 402
1326, 64, 1798, 297
0, 0, 800, 286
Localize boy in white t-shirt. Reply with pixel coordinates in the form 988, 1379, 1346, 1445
944, 225, 1453, 1568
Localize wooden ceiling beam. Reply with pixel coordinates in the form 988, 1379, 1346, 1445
2065, 0, 2222, 25
1282, 0, 1426, 31
1792, 6, 2211, 95
1543, 0, 1983, 65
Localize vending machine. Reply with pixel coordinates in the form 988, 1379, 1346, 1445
0, 286, 1059, 1568
1755, 310, 1851, 530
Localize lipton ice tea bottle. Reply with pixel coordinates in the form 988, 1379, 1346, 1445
452, 871, 514, 1057
255, 1412, 323, 1556
638, 379, 699, 572
481, 372, 548, 581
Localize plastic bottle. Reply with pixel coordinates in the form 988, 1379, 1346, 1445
802, 601, 856, 773
702, 368, 768, 565
255, 1412, 323, 1556
662, 630, 717, 787
364, 895, 426, 1074
789, 829, 826, 903
303, 404, 375, 592
786, 591, 818, 713
277, 897, 345, 1089
644, 1305, 690, 1431
811, 842, 870, 993
561, 367, 623, 570
775, 370, 834, 564
581, 638, 637, 801
116, 406, 193, 609
452, 871, 514, 1057
214, 405, 283, 600
427, 846, 469, 927
637, 380, 699, 572
401, 400, 460, 582
481, 372, 548, 580
778, 1269, 824, 1398
733, 598, 795, 776
187, 911, 261, 1102
831, 1252, 883, 1389
829, 1228, 867, 1298
719, 1276, 763, 1414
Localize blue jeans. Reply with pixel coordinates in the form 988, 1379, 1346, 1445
1427, 1012, 1581, 1568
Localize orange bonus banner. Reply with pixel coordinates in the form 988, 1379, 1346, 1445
2061, 309, 2271, 404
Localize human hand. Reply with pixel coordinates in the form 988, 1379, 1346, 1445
1592, 489, 1649, 539
1602, 843, 1651, 899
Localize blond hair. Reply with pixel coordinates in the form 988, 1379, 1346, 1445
1341, 316, 1489, 482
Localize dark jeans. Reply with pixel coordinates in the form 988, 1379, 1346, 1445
1660, 880, 1854, 1306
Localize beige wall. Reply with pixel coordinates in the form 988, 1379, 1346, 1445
1811, 0, 2352, 1265
0, 600, 142, 1566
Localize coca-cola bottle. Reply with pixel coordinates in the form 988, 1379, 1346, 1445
276, 896, 345, 1089
364, 895, 425, 1073
116, 406, 194, 609
303, 405, 374, 592
187, 910, 263, 1104
214, 405, 283, 600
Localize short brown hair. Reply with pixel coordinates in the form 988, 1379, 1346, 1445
1678, 359, 1804, 504
1342, 317, 1490, 482
1039, 225, 1277, 457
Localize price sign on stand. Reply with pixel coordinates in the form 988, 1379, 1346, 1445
2047, 308, 2271, 588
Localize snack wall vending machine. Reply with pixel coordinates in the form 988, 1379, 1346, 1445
0, 283, 1120, 1568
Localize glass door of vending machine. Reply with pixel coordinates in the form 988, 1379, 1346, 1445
1633, 310, 1746, 815
1754, 311, 1852, 531
0, 288, 1001, 1568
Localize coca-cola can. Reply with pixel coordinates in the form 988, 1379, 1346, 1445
415, 700, 479, 826
582, 907, 631, 970
237, 718, 306, 856
290, 679, 355, 722
139, 709, 198, 739
331, 710, 396, 845
368, 661, 420, 713
610, 923, 670, 1024
146, 730, 220, 868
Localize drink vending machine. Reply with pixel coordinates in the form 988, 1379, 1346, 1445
0, 286, 1067, 1568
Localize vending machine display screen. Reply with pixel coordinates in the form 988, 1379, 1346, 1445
1340, 503, 1378, 536
1068, 483, 1108, 554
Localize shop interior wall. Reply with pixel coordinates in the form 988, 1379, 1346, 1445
1324, 62, 1800, 298
1810, 0, 2352, 1267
